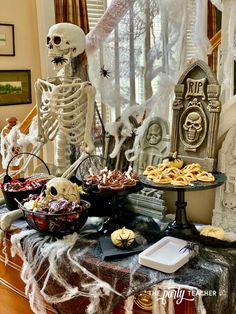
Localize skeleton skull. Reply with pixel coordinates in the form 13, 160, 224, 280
37, 177, 80, 208
183, 112, 203, 143
47, 23, 86, 71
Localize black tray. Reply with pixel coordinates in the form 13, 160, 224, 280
140, 172, 226, 192
99, 235, 149, 260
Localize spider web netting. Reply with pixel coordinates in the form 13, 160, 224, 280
10, 227, 236, 314
86, 0, 210, 161
87, 0, 186, 107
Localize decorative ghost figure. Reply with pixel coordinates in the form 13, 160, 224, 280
37, 177, 80, 208
46, 22, 86, 71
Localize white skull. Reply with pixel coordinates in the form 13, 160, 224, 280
47, 23, 85, 71
183, 112, 203, 143
37, 177, 80, 208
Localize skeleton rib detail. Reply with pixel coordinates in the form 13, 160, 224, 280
36, 77, 95, 176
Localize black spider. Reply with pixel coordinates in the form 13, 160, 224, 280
115, 233, 135, 248
100, 65, 111, 79
52, 56, 68, 65
179, 241, 198, 254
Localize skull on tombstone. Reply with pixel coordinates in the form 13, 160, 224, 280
46, 22, 86, 71
183, 111, 203, 143
146, 122, 162, 145
37, 177, 80, 208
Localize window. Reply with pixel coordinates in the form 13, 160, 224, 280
86, 0, 207, 125
87, 0, 107, 30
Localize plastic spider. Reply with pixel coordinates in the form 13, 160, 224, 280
100, 65, 111, 79
179, 241, 198, 254
116, 234, 135, 248
52, 56, 68, 65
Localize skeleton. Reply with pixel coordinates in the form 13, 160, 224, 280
0, 23, 96, 235
106, 119, 134, 159
0, 208, 23, 242
37, 177, 80, 208
183, 112, 203, 143
36, 23, 96, 177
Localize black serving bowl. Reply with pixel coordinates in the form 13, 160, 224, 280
2, 180, 45, 211
18, 199, 91, 236
2, 152, 51, 211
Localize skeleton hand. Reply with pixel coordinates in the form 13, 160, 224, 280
84, 139, 95, 154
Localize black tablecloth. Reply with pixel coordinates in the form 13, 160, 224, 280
1, 204, 236, 314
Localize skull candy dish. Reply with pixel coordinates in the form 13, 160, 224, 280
24, 177, 81, 214
20, 177, 90, 235
38, 177, 80, 206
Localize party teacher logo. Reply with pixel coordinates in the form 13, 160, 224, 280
149, 287, 218, 305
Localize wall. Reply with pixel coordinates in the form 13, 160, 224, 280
0, 0, 41, 130
165, 189, 215, 225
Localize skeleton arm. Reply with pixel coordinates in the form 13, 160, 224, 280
35, 79, 48, 143
108, 127, 127, 159
107, 119, 133, 158
83, 83, 96, 153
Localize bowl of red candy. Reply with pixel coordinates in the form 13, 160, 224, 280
1, 152, 51, 211
1, 177, 49, 211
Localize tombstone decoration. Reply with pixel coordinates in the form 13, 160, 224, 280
126, 188, 166, 220
133, 117, 170, 174
170, 60, 221, 172
212, 125, 236, 233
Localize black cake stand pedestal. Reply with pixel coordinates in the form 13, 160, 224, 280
140, 173, 226, 240
83, 182, 143, 234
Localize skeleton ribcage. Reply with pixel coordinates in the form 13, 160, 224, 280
37, 79, 89, 145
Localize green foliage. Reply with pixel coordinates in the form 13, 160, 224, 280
0, 83, 22, 94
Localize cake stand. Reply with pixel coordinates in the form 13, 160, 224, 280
140, 173, 226, 239
82, 182, 143, 234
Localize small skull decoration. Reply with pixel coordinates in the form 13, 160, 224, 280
146, 122, 162, 145
183, 112, 203, 143
46, 22, 86, 72
37, 177, 80, 208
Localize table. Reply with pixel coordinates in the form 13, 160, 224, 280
1, 204, 236, 314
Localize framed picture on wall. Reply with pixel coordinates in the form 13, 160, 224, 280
0, 70, 32, 106
0, 24, 15, 56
